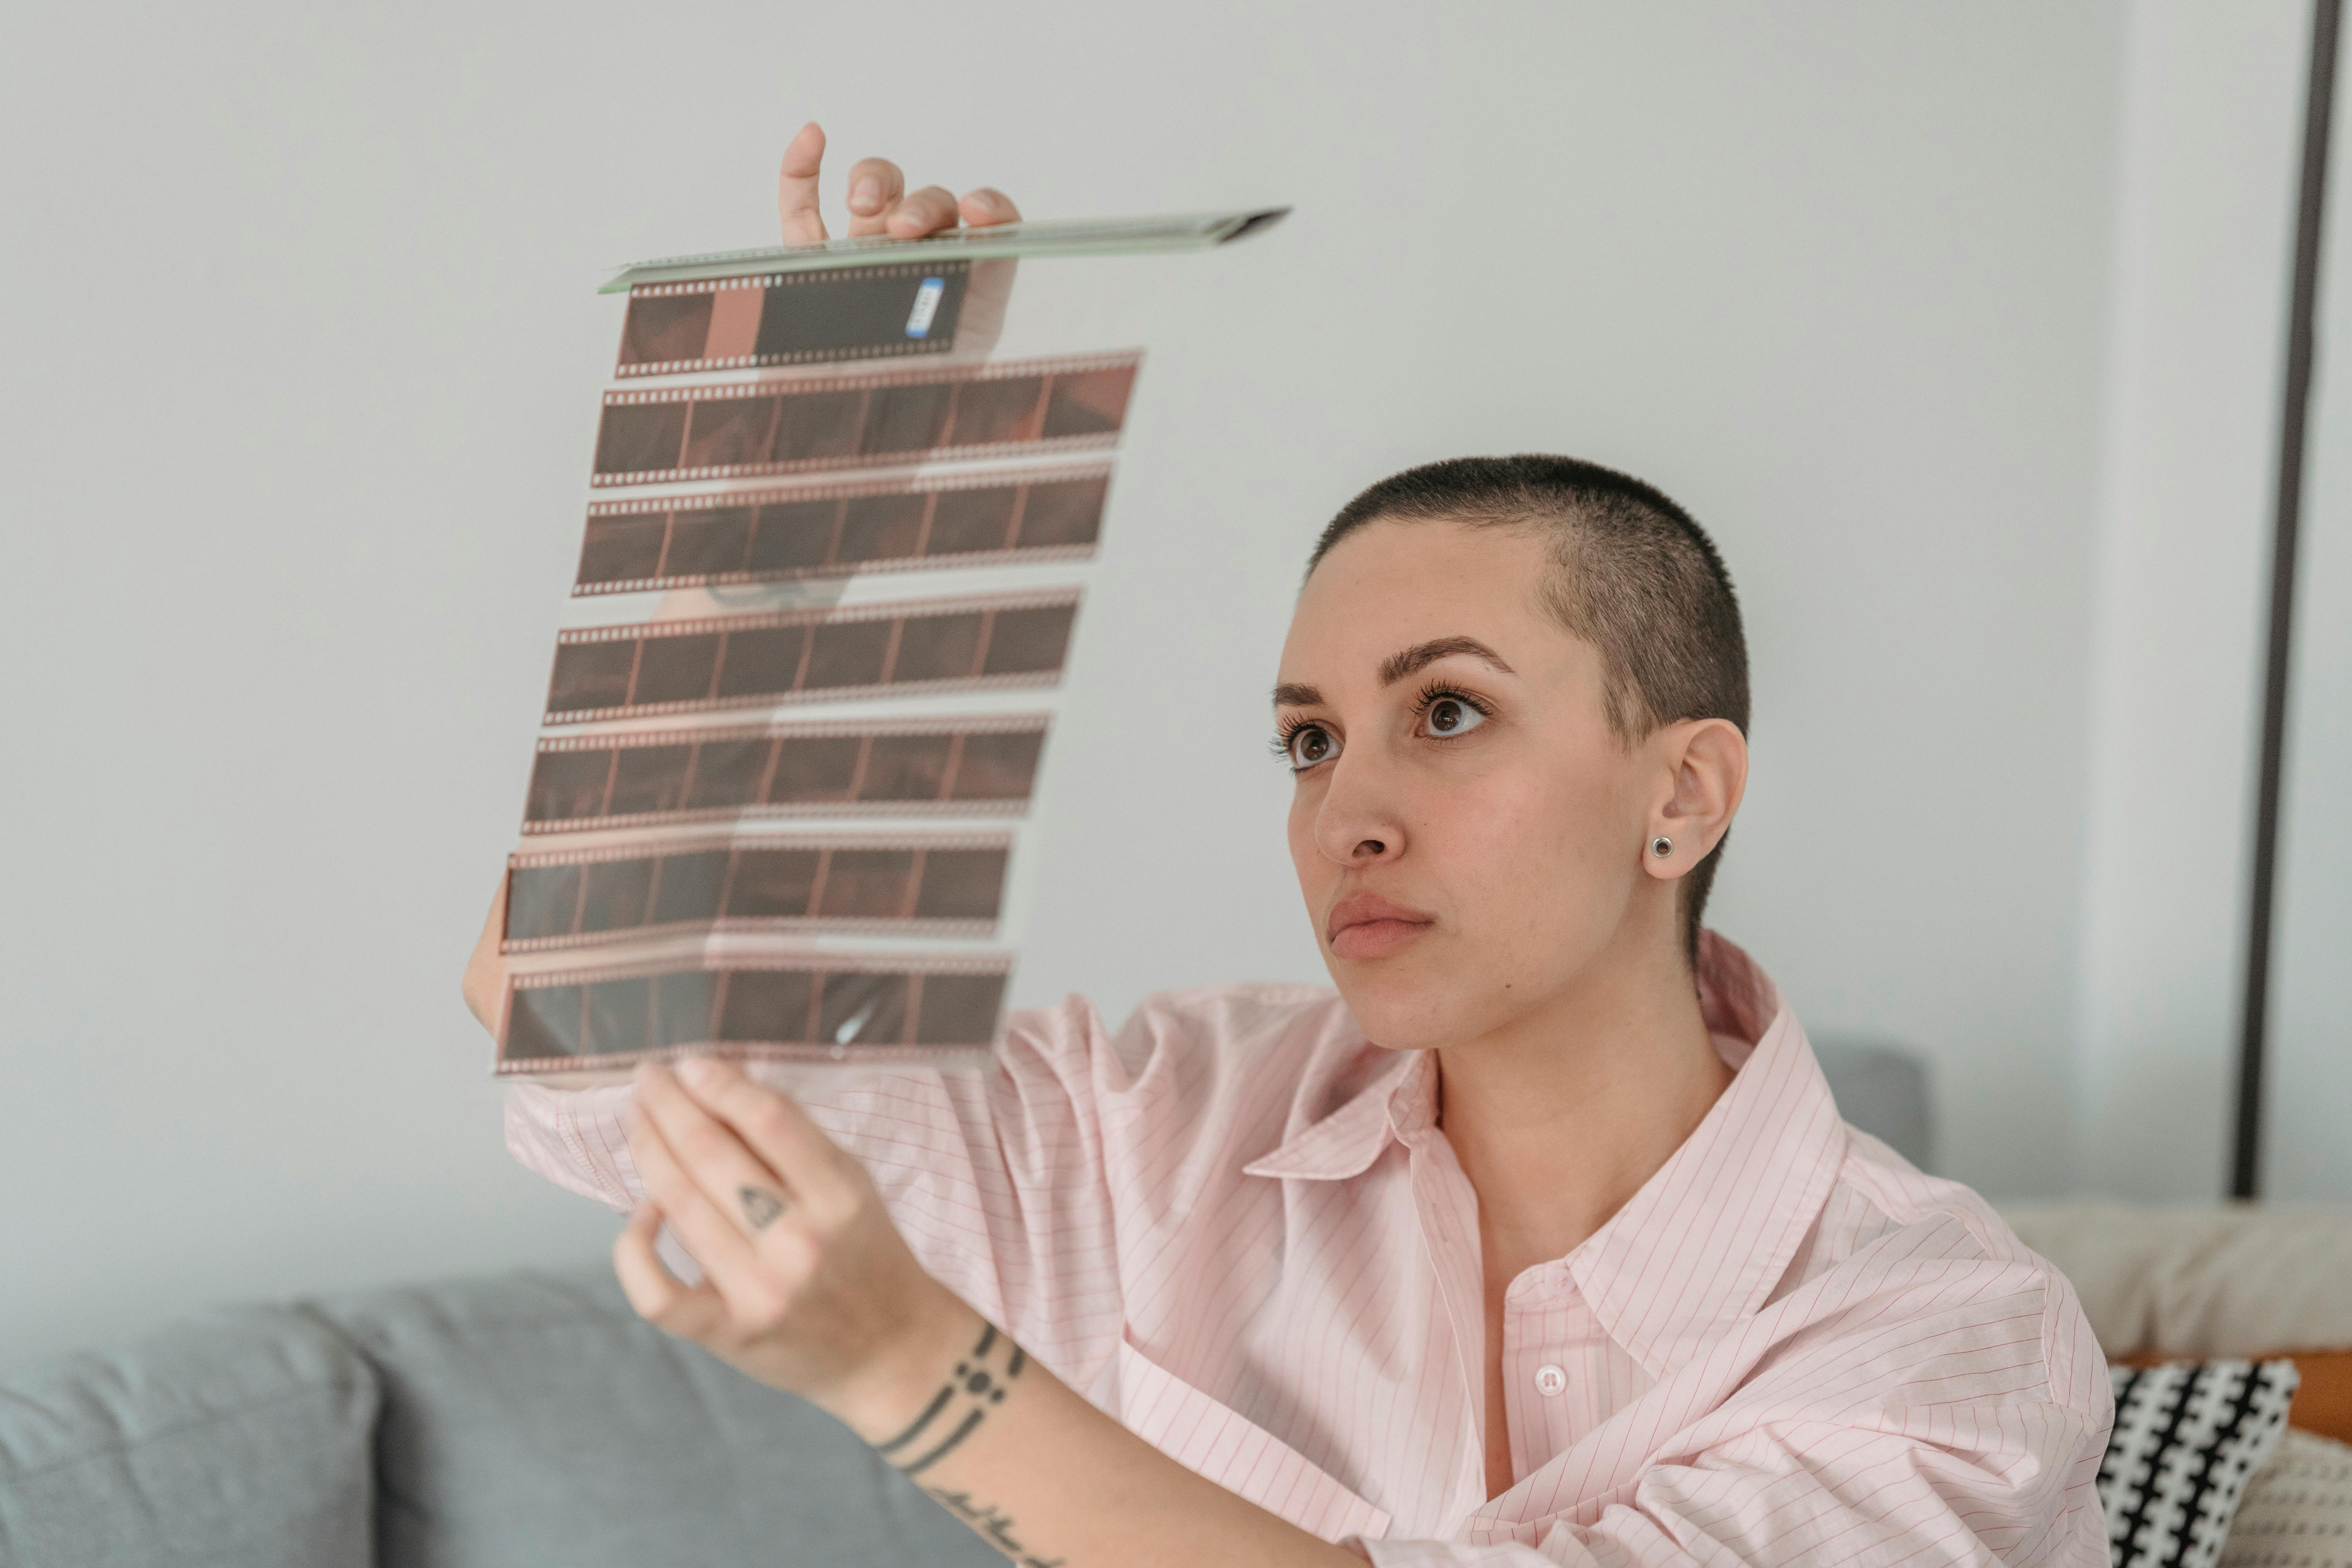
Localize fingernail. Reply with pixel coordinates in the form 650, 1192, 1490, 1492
851, 178, 880, 212
679, 1057, 717, 1087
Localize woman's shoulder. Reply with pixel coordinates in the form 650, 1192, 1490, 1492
1796, 1132, 2110, 1415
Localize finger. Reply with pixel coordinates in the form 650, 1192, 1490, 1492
886, 185, 960, 240
613, 1207, 731, 1340
675, 1056, 860, 1221
844, 157, 906, 238
460, 873, 507, 1031
623, 1099, 773, 1302
778, 121, 828, 244
959, 187, 1022, 228
634, 1064, 800, 1238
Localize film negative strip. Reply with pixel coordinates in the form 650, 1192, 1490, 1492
619, 261, 973, 376
523, 715, 1048, 833
574, 465, 1110, 595
499, 952, 1011, 1071
590, 352, 1139, 487
503, 831, 1011, 953
544, 588, 1079, 725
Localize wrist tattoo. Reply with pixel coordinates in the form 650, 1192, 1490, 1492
738, 1185, 787, 1230
925, 1485, 1064, 1568
873, 1321, 1028, 1479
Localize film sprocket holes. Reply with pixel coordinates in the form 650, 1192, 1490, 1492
497, 209, 1287, 1077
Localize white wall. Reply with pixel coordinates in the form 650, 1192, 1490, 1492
2074, 0, 2318, 1202
0, 0, 2137, 1370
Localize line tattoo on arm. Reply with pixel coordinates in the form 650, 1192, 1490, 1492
874, 1320, 1023, 1475
925, 1486, 1065, 1568
872, 1321, 1058, 1564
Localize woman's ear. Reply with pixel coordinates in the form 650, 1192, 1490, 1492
1642, 718, 1748, 881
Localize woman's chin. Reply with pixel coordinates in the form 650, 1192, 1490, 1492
1328, 974, 1470, 1054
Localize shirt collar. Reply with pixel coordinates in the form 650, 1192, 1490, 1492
1240, 1047, 1425, 1182
1239, 932, 1849, 1378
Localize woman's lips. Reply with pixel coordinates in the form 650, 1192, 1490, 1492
1326, 894, 1436, 961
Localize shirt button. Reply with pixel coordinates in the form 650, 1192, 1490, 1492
1534, 1364, 1567, 1396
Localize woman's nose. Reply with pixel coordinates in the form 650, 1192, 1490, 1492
1312, 760, 1402, 866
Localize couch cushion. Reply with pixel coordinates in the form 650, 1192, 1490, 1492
2002, 1204, 2352, 1360
312, 1265, 997, 1568
2221, 1426, 2352, 1568
0, 1305, 377, 1568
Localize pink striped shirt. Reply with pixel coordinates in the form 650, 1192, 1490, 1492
505, 933, 2112, 1566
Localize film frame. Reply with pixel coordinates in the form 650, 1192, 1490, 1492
529, 715, 1054, 832
544, 588, 1080, 725
590, 352, 1139, 488
573, 465, 1111, 596
619, 261, 971, 377
499, 952, 1012, 1071
521, 715, 1050, 834
503, 830, 1013, 953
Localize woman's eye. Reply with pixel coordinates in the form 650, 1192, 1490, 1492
1285, 725, 1340, 770
1424, 696, 1488, 737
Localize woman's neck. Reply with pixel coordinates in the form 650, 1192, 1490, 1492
1434, 923, 1733, 1270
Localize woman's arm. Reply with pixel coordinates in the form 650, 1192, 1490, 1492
621, 1058, 1356, 1568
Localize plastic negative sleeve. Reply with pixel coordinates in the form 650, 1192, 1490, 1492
499, 954, 1011, 1071
543, 588, 1080, 725
521, 715, 1049, 833
617, 261, 971, 376
588, 352, 1139, 487
502, 831, 1012, 952
573, 466, 1109, 595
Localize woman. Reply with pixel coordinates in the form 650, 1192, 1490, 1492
465, 125, 2111, 1568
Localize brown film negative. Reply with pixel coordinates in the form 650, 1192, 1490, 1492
618, 262, 971, 377
502, 832, 1011, 953
543, 588, 1080, 725
521, 715, 1049, 833
573, 466, 1111, 595
498, 953, 1011, 1071
589, 352, 1140, 488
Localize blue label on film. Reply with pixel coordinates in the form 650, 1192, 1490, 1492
905, 277, 946, 339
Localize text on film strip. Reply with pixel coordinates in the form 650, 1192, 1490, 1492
619, 262, 971, 376
523, 716, 1048, 833
591, 352, 1138, 486
503, 832, 1011, 953
545, 588, 1078, 724
575, 467, 1109, 595
499, 954, 1011, 1071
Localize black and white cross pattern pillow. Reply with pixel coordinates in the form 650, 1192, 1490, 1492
2100, 1359, 2301, 1568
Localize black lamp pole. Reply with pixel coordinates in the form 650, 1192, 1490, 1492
2232, 0, 2341, 1201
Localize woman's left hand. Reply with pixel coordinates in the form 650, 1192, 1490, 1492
615, 1058, 978, 1432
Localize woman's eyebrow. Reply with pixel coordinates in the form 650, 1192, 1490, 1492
1272, 682, 1323, 708
1377, 635, 1516, 686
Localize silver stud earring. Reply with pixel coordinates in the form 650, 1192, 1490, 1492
1650, 836, 1673, 858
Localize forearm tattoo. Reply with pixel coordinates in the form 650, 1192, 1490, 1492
874, 1322, 1059, 1566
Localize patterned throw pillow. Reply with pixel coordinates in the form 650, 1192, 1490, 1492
2220, 1426, 2352, 1568
2102, 1360, 2301, 1568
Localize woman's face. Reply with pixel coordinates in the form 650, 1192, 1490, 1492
1274, 518, 1685, 1051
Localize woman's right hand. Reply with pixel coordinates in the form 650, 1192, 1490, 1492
775, 120, 1020, 244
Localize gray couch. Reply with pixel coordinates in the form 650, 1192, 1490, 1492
0, 1044, 1933, 1568
0, 1267, 999, 1568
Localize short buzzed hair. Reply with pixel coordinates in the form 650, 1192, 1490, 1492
1307, 455, 1750, 961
